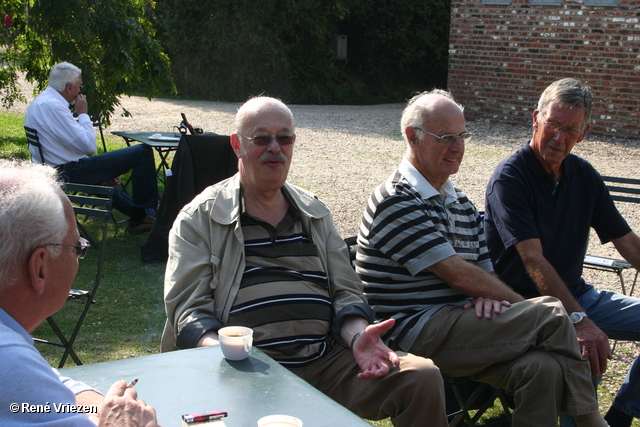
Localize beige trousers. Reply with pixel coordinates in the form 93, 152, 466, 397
406, 296, 598, 427
289, 343, 448, 427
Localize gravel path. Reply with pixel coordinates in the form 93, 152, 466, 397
9, 91, 640, 408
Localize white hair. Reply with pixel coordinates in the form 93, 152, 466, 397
400, 89, 463, 144
0, 160, 68, 291
48, 62, 82, 92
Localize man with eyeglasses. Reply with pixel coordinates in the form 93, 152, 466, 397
24, 61, 158, 235
356, 89, 609, 426
485, 78, 640, 427
0, 159, 160, 426
162, 96, 449, 426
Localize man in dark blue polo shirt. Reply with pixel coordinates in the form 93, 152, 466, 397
485, 78, 640, 427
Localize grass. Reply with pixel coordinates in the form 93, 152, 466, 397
0, 110, 637, 426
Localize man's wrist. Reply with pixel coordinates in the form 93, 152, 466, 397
350, 330, 365, 349
569, 311, 588, 324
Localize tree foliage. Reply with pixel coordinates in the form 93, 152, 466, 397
155, 0, 450, 104
0, 0, 175, 123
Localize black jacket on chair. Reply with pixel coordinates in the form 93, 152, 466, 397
141, 133, 238, 263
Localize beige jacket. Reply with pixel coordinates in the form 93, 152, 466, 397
161, 174, 372, 352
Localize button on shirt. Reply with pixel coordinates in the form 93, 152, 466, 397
23, 86, 96, 167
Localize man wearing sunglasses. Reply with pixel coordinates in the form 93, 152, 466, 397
0, 159, 160, 426
356, 89, 608, 426
162, 96, 449, 426
485, 78, 640, 427
24, 61, 158, 235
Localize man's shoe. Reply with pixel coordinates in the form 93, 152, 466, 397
127, 215, 155, 235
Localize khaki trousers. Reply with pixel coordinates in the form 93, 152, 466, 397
289, 343, 448, 427
406, 296, 598, 427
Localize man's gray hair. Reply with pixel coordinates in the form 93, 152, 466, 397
48, 62, 82, 92
537, 78, 593, 125
0, 160, 68, 291
400, 89, 463, 143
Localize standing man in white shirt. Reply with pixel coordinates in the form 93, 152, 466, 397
24, 61, 158, 235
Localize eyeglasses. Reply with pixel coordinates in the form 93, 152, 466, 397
240, 134, 296, 147
414, 127, 472, 146
40, 237, 91, 259
541, 114, 583, 140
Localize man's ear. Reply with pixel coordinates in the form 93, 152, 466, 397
405, 126, 418, 145
27, 247, 48, 295
230, 134, 242, 158
577, 122, 591, 143
532, 110, 540, 131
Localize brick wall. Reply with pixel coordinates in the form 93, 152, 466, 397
447, 0, 639, 140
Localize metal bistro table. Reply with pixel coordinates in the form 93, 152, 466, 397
111, 131, 181, 183
59, 345, 372, 427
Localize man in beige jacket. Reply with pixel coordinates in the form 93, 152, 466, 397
162, 96, 447, 427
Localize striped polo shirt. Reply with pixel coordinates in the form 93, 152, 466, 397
356, 157, 493, 350
227, 191, 333, 367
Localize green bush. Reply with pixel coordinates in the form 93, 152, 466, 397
154, 0, 450, 104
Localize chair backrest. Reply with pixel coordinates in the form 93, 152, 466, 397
88, 111, 108, 153
601, 175, 640, 205
24, 126, 46, 165
344, 235, 357, 269
65, 183, 113, 250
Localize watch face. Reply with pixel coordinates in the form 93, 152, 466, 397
570, 312, 586, 324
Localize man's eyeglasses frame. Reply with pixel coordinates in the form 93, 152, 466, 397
540, 113, 585, 140
413, 127, 473, 146
39, 237, 91, 260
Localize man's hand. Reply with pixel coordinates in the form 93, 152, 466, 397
97, 380, 160, 426
197, 331, 220, 347
463, 297, 511, 319
574, 318, 612, 377
351, 319, 400, 380
75, 94, 88, 115
105, 177, 122, 187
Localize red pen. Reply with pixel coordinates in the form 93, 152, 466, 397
182, 410, 228, 424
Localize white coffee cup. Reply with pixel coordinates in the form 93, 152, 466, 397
218, 326, 253, 361
257, 415, 303, 427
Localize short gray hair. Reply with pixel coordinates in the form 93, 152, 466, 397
400, 89, 463, 143
537, 78, 593, 125
0, 160, 69, 291
48, 62, 82, 92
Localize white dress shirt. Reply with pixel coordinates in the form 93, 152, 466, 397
24, 86, 96, 167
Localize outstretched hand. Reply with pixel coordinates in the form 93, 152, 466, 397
351, 318, 400, 380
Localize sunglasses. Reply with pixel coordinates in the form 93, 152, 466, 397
39, 237, 91, 259
240, 134, 296, 147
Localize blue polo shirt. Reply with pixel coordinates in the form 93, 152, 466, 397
484, 142, 631, 298
0, 308, 96, 426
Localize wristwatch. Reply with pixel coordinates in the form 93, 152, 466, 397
569, 312, 588, 324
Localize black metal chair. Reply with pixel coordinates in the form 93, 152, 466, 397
24, 126, 47, 165
33, 183, 113, 367
88, 111, 108, 153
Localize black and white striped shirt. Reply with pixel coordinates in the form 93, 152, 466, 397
356, 157, 493, 350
